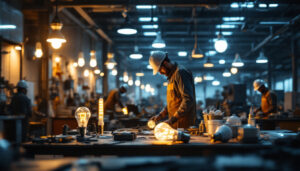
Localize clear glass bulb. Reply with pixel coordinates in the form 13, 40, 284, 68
75, 107, 91, 128
83, 69, 89, 77
90, 58, 97, 67
147, 120, 156, 129
154, 122, 178, 141
214, 39, 228, 53
106, 63, 115, 69
51, 41, 62, 49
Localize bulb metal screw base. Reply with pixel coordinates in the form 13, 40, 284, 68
178, 131, 190, 143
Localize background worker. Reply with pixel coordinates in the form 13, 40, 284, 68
104, 86, 127, 120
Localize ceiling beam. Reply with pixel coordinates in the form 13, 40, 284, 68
73, 7, 113, 44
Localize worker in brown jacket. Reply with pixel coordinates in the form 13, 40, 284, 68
104, 86, 127, 120
149, 51, 196, 129
253, 79, 277, 118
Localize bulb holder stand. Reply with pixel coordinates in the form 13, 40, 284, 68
177, 131, 190, 143
78, 127, 86, 138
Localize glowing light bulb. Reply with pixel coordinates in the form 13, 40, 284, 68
94, 69, 100, 74
51, 41, 62, 49
135, 80, 141, 86
35, 42, 43, 58
78, 52, 85, 67
141, 84, 145, 89
128, 79, 133, 86
55, 56, 61, 63
214, 39, 228, 53
154, 122, 190, 143
73, 62, 78, 67
107, 63, 115, 69
147, 120, 156, 129
230, 67, 238, 74
83, 69, 89, 77
75, 107, 91, 136
122, 107, 128, 115
145, 84, 151, 92
89, 50, 97, 67
100, 72, 104, 77
123, 72, 129, 82
98, 97, 104, 135
112, 69, 118, 76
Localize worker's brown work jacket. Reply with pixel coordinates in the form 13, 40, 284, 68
261, 90, 277, 115
159, 63, 196, 129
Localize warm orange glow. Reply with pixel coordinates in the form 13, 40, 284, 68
154, 122, 177, 141
98, 97, 104, 135
147, 120, 156, 129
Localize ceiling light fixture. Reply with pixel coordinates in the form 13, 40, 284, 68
130, 46, 143, 59
212, 80, 220, 86
94, 69, 101, 74
78, 52, 85, 67
191, 8, 204, 58
178, 51, 187, 57
111, 69, 118, 76
152, 31, 166, 48
46, 1, 66, 49
256, 51, 268, 64
219, 59, 226, 64
0, 25, 16, 29
117, 12, 137, 35
214, 32, 228, 53
230, 67, 238, 74
232, 53, 244, 67
34, 42, 43, 58
203, 57, 214, 68
136, 72, 144, 77
89, 50, 97, 67
105, 52, 117, 69
222, 69, 231, 77
204, 74, 214, 81
142, 25, 158, 29
123, 72, 129, 82
139, 17, 158, 22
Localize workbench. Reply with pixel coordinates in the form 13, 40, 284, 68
22, 133, 272, 157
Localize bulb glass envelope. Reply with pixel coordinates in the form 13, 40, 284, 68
147, 120, 156, 129
154, 122, 190, 143
75, 107, 91, 128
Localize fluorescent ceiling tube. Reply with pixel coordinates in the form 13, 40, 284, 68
0, 25, 16, 29
178, 51, 187, 57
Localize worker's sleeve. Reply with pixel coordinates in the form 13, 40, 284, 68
266, 93, 277, 114
158, 106, 168, 119
115, 92, 124, 108
173, 69, 195, 119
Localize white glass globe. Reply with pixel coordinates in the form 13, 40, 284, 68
214, 39, 228, 53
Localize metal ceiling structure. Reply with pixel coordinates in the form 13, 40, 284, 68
24, 0, 300, 75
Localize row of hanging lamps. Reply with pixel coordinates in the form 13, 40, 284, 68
46, 0, 66, 49
152, 31, 166, 48
105, 52, 117, 69
130, 46, 143, 59
191, 8, 204, 58
256, 51, 268, 63
214, 32, 228, 53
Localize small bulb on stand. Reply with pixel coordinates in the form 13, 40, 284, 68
75, 107, 91, 137
122, 107, 128, 115
147, 120, 156, 129
98, 97, 104, 136
154, 122, 190, 143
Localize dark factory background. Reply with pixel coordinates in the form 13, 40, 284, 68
0, 0, 300, 171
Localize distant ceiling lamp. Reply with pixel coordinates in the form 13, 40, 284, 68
46, 1, 66, 49
256, 51, 268, 64
73, 62, 78, 67
194, 76, 203, 83
34, 42, 43, 58
54, 54, 61, 63
203, 73, 214, 81
141, 84, 145, 89
214, 32, 228, 53
83, 69, 89, 77
152, 31, 166, 48
100, 72, 105, 77
135, 80, 141, 86
89, 50, 97, 67
191, 9, 204, 58
222, 69, 231, 77
117, 13, 137, 35
130, 46, 143, 59
212, 80, 220, 86
105, 53, 117, 69
15, 45, 22, 51
147, 64, 152, 69
203, 57, 214, 68
232, 53, 244, 67
78, 52, 85, 67
230, 67, 238, 74
136, 72, 144, 77
123, 72, 129, 82
128, 79, 133, 86
219, 59, 226, 64
111, 69, 118, 76
94, 69, 101, 74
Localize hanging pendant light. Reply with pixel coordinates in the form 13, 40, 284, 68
191, 8, 204, 58
203, 73, 214, 81
222, 69, 231, 77
256, 51, 268, 64
203, 57, 214, 68
130, 46, 143, 59
78, 52, 85, 67
89, 50, 97, 67
117, 11, 137, 35
46, 1, 66, 49
232, 53, 244, 67
152, 31, 166, 48
83, 69, 89, 77
123, 72, 129, 82
94, 68, 101, 74
34, 42, 43, 58
105, 52, 117, 69
230, 67, 238, 74
214, 32, 228, 53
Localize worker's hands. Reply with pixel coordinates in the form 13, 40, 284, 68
150, 114, 162, 122
164, 117, 178, 125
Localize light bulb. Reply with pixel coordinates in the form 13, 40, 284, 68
94, 69, 100, 74
230, 67, 238, 74
141, 84, 145, 89
135, 80, 141, 86
107, 63, 115, 69
128, 79, 133, 86
122, 107, 128, 115
55, 56, 61, 63
73, 62, 78, 67
51, 41, 62, 49
98, 97, 104, 135
90, 58, 97, 67
78, 52, 85, 67
154, 122, 190, 143
112, 69, 118, 76
147, 120, 156, 129
35, 42, 43, 58
84, 69, 89, 77
214, 39, 228, 53
100, 72, 105, 77
75, 107, 91, 132
145, 84, 151, 92
123, 73, 129, 82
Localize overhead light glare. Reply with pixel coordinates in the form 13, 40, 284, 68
219, 59, 226, 64
142, 25, 158, 29
0, 25, 16, 29
143, 32, 157, 36
212, 80, 220, 86
136, 5, 156, 9
232, 53, 244, 67
139, 17, 158, 22
259, 4, 267, 8
152, 32, 165, 48
178, 51, 187, 57
117, 28, 137, 35
256, 51, 268, 64
216, 25, 236, 29
269, 4, 278, 8
223, 17, 245, 22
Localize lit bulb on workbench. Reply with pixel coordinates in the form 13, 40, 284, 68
122, 107, 128, 115
147, 120, 156, 129
75, 107, 91, 137
154, 122, 190, 143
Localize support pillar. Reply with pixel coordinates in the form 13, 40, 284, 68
102, 42, 108, 96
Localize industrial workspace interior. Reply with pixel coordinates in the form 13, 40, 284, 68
0, 0, 300, 170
